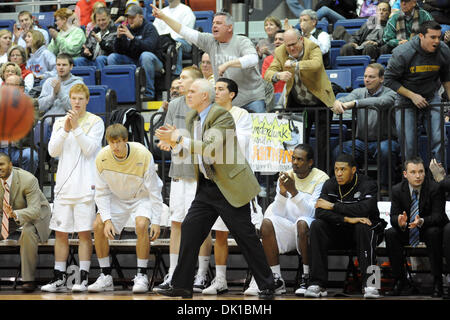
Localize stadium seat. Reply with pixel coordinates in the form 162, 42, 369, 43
32, 12, 54, 29
194, 10, 214, 33
101, 65, 144, 107
329, 40, 346, 69
336, 92, 349, 99
353, 75, 365, 88
310, 123, 349, 154
335, 55, 371, 89
376, 54, 392, 68
0, 19, 15, 32
71, 66, 97, 86
333, 19, 367, 35
86, 85, 117, 116
441, 24, 450, 34
326, 68, 352, 90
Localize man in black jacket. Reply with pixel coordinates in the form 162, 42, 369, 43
305, 153, 386, 299
74, 7, 117, 69
386, 156, 448, 297
107, 5, 163, 100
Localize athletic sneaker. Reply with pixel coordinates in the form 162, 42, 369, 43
202, 277, 228, 295
243, 276, 259, 296
41, 270, 67, 293
304, 285, 328, 298
364, 286, 381, 299
295, 274, 309, 296
273, 273, 286, 294
132, 273, 149, 293
153, 273, 172, 292
193, 273, 209, 293
72, 270, 89, 293
88, 273, 114, 292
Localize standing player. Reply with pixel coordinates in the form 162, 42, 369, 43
89, 124, 164, 293
43, 83, 104, 293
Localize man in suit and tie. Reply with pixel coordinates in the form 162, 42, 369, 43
385, 156, 448, 297
155, 78, 276, 299
0, 152, 51, 292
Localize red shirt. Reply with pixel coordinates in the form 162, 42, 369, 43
20, 63, 32, 80
261, 55, 285, 94
75, 0, 106, 26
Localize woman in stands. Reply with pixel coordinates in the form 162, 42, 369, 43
0, 29, 12, 64
25, 29, 56, 85
85, 1, 107, 36
47, 8, 86, 59
7, 45, 34, 93
256, 16, 282, 60
0, 61, 21, 87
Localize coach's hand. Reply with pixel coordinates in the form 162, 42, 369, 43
104, 220, 117, 240
150, 224, 160, 241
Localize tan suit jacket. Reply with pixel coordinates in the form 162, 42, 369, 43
181, 104, 260, 208
264, 37, 335, 108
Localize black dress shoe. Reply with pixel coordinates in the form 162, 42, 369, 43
22, 281, 36, 293
431, 281, 443, 298
385, 279, 413, 296
157, 286, 193, 298
258, 289, 275, 300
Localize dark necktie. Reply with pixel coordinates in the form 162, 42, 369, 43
409, 190, 420, 247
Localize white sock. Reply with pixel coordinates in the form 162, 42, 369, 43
55, 261, 66, 272
98, 257, 110, 268
169, 254, 178, 276
137, 259, 148, 270
303, 264, 309, 275
215, 265, 227, 280
197, 256, 210, 276
79, 260, 91, 273
270, 265, 281, 277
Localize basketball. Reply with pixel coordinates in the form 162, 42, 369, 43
0, 86, 35, 142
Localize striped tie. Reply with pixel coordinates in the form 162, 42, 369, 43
409, 190, 420, 247
2, 180, 10, 240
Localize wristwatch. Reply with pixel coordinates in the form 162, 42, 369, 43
175, 135, 183, 145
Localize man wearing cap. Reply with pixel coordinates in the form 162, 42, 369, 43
107, 4, 164, 100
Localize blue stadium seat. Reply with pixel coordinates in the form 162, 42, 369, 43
336, 92, 349, 99
72, 66, 97, 86
335, 55, 371, 89
194, 10, 214, 33
326, 68, 352, 90
101, 64, 142, 105
32, 12, 54, 29
87, 85, 116, 116
441, 24, 450, 34
310, 123, 349, 153
376, 54, 392, 68
0, 19, 15, 32
353, 75, 365, 88
333, 19, 367, 35
329, 40, 346, 69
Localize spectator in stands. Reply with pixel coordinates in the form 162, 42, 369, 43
256, 16, 282, 61
332, 63, 398, 196
286, 0, 313, 17
305, 153, 386, 299
0, 152, 51, 293
384, 21, 450, 164
0, 61, 21, 87
200, 52, 214, 84
0, 74, 39, 174
444, 29, 450, 46
7, 45, 34, 93
74, 7, 117, 70
75, 0, 106, 27
153, 66, 213, 293
261, 30, 285, 96
244, 144, 329, 297
359, 0, 381, 17
12, 11, 49, 49
339, 1, 391, 60
201, 77, 257, 296
85, 1, 107, 36
153, 0, 196, 76
385, 156, 447, 297
25, 29, 56, 85
298, 9, 330, 66
381, 0, 433, 54
155, 78, 276, 299
90, 123, 163, 293
111, 0, 140, 24
47, 8, 86, 58
42, 83, 104, 293
314, 0, 358, 24
422, 0, 450, 24
152, 7, 267, 113
0, 29, 12, 64
108, 5, 163, 101
264, 28, 335, 171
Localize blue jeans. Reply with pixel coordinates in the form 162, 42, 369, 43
333, 139, 400, 189
175, 38, 192, 75
74, 55, 108, 70
107, 52, 163, 99
395, 93, 445, 163
286, 0, 312, 17
0, 147, 38, 174
317, 6, 346, 24
241, 100, 266, 113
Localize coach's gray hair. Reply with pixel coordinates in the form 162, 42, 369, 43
195, 78, 215, 104
300, 9, 318, 22
214, 11, 234, 28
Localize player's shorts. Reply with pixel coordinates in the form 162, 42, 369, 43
109, 197, 152, 234
50, 199, 96, 233
169, 178, 197, 223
